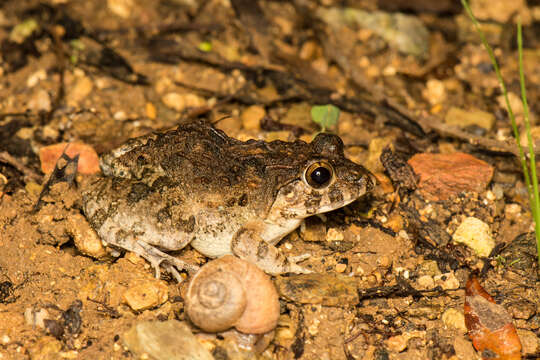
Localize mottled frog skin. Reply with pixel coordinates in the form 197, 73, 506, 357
81, 120, 374, 280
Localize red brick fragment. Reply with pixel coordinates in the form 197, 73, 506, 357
407, 152, 493, 201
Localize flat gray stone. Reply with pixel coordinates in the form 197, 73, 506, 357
123, 320, 213, 360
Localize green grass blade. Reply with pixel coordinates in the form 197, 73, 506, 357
518, 21, 540, 266
462, 0, 540, 267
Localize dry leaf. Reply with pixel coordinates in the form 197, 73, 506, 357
464, 275, 522, 360
39, 142, 100, 175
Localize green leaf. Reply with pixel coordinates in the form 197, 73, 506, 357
9, 19, 39, 43
310, 104, 340, 131
198, 41, 212, 52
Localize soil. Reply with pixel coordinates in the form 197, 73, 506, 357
0, 0, 539, 359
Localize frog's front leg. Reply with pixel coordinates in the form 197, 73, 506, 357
105, 238, 199, 282
231, 228, 312, 275
135, 241, 200, 281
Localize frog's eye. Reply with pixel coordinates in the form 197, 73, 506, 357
304, 161, 334, 189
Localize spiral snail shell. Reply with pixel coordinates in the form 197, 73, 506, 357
185, 255, 280, 334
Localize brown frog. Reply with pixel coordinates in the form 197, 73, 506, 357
81, 120, 374, 280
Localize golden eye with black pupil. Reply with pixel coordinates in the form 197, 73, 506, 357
305, 161, 334, 189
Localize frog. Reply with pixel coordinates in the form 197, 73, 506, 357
81, 120, 374, 281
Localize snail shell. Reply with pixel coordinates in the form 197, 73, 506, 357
185, 255, 280, 334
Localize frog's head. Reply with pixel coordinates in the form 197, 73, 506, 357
267, 133, 374, 221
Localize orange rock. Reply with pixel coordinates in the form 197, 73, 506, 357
39, 142, 100, 175
408, 152, 493, 201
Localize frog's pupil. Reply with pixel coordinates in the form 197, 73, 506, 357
311, 167, 331, 185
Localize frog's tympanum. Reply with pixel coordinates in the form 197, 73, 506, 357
82, 120, 374, 280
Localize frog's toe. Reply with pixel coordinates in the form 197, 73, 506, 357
286, 255, 312, 274
135, 241, 199, 281
287, 253, 311, 263
287, 263, 313, 274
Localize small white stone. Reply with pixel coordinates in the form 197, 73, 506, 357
485, 190, 495, 201
27, 69, 47, 87
326, 228, 344, 241
162, 93, 206, 112
113, 111, 127, 121
434, 272, 460, 290
423, 79, 446, 105
398, 230, 409, 240
452, 217, 495, 257
107, 0, 133, 18
417, 275, 435, 289
442, 308, 467, 333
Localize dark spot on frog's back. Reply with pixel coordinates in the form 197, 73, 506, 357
238, 193, 248, 206
156, 207, 171, 223
174, 215, 196, 233
127, 182, 151, 204
151, 176, 176, 191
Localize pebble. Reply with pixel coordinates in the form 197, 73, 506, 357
326, 228, 344, 241
335, 263, 347, 273
441, 308, 467, 333
280, 103, 317, 131
123, 279, 169, 311
27, 89, 51, 112
299, 41, 318, 60
416, 275, 435, 289
66, 213, 109, 259
162, 93, 206, 112
469, 0, 530, 24
492, 184, 504, 200
240, 105, 265, 131
107, 0, 133, 18
275, 273, 359, 306
214, 116, 241, 135
496, 92, 524, 117
453, 335, 478, 360
145, 102, 157, 119
386, 334, 408, 352
366, 136, 395, 173
517, 329, 540, 356
408, 152, 494, 201
27, 69, 47, 87
423, 79, 446, 106
113, 111, 127, 121
300, 217, 326, 242
444, 107, 495, 130
67, 76, 93, 105
265, 131, 292, 142
507, 299, 537, 320
28, 336, 62, 360
433, 272, 460, 290
519, 126, 540, 148
24, 308, 49, 329
417, 260, 441, 277
320, 8, 429, 58
452, 217, 495, 257
123, 320, 213, 360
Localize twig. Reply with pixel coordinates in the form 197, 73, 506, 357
0, 152, 42, 182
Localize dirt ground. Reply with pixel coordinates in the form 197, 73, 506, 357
0, 0, 539, 359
